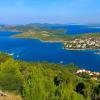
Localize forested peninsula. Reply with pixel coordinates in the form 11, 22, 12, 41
0, 24, 100, 50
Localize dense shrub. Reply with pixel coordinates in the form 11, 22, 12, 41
0, 53, 99, 100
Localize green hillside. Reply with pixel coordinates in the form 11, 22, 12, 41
0, 53, 100, 100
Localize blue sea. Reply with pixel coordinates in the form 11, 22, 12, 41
0, 25, 100, 71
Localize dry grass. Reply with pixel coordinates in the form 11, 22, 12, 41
0, 92, 22, 100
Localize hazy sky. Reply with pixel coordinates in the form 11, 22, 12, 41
0, 0, 100, 24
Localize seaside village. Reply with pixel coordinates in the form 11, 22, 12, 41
76, 69, 100, 81
64, 37, 100, 49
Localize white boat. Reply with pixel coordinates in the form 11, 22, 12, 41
8, 53, 14, 56
16, 55, 19, 58
60, 61, 63, 64
94, 52, 100, 55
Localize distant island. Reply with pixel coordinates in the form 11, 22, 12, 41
0, 23, 100, 50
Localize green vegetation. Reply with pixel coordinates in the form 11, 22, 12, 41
14, 31, 71, 42
0, 53, 100, 100
73, 33, 100, 39
12, 26, 69, 42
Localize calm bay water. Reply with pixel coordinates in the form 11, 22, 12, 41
0, 25, 100, 71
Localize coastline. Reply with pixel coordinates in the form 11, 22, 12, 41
64, 48, 100, 51
13, 34, 100, 51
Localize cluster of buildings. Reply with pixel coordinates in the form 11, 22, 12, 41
64, 37, 100, 50
76, 69, 100, 80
